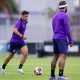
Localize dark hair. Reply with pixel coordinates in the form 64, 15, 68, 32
21, 10, 29, 15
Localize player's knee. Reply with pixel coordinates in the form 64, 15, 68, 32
11, 55, 14, 59
23, 52, 28, 58
60, 59, 66, 65
7, 55, 14, 59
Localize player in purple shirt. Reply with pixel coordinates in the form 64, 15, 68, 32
49, 1, 73, 80
1, 10, 29, 74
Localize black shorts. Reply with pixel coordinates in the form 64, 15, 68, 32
53, 39, 68, 55
8, 40, 26, 54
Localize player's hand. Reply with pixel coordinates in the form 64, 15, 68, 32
70, 44, 73, 47
23, 36, 27, 40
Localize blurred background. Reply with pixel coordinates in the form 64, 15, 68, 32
0, 0, 80, 57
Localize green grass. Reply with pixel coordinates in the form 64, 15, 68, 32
0, 54, 80, 80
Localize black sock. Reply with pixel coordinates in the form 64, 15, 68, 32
59, 70, 63, 76
18, 64, 23, 69
51, 69, 55, 77
2, 64, 6, 69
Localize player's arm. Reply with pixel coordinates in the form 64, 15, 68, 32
13, 28, 23, 38
64, 14, 73, 46
13, 19, 27, 40
13, 28, 27, 40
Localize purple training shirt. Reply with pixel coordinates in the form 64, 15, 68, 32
52, 10, 73, 44
10, 18, 27, 42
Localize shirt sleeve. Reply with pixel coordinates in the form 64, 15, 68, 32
64, 14, 73, 44
14, 19, 21, 29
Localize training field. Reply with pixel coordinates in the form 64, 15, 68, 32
0, 54, 80, 80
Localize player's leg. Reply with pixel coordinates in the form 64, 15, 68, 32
59, 54, 67, 76
49, 39, 59, 80
19, 45, 28, 67
1, 42, 17, 75
57, 39, 69, 80
18, 45, 28, 74
58, 54, 69, 80
50, 55, 59, 80
51, 55, 59, 75
1, 52, 14, 74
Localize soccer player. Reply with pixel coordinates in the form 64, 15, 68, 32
1, 10, 29, 75
49, 1, 73, 80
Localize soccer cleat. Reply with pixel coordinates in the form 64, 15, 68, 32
1, 66, 6, 75
58, 76, 69, 80
17, 68, 24, 74
49, 76, 56, 80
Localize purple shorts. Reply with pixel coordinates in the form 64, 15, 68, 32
53, 39, 68, 54
8, 40, 26, 54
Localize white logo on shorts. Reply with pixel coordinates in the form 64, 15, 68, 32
13, 50, 16, 53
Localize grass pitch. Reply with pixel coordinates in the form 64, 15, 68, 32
0, 54, 80, 80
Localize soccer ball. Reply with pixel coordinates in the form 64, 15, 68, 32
34, 67, 42, 75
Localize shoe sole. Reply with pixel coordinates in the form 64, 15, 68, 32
17, 70, 24, 74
